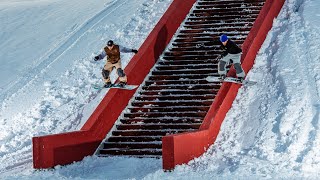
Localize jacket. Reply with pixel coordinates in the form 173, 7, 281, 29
220, 40, 242, 57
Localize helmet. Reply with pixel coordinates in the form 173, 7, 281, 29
220, 34, 228, 42
107, 40, 114, 46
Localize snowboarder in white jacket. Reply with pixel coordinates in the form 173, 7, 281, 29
218, 34, 245, 82
94, 40, 138, 88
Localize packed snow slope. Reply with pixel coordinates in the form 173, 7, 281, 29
2, 0, 320, 179
0, 0, 172, 176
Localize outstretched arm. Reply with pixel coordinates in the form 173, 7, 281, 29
119, 45, 138, 54
94, 50, 107, 61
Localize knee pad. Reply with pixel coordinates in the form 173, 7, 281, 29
102, 69, 110, 79
117, 68, 125, 77
234, 63, 244, 74
218, 60, 227, 71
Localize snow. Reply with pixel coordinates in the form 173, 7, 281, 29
1, 0, 320, 179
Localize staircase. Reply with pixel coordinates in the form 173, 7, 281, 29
96, 0, 265, 157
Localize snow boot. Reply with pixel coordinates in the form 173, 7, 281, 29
237, 77, 244, 83
118, 81, 127, 88
104, 82, 112, 88
220, 74, 226, 80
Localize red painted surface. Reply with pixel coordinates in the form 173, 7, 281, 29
162, 0, 286, 170
33, 0, 197, 169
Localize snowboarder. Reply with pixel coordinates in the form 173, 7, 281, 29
218, 34, 245, 82
94, 40, 138, 88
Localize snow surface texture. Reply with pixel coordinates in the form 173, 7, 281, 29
2, 0, 320, 179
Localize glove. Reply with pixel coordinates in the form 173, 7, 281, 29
131, 49, 138, 54
216, 54, 222, 61
94, 56, 100, 61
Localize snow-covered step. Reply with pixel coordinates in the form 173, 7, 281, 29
176, 33, 247, 39
171, 39, 226, 44
141, 85, 219, 91
98, 154, 162, 158
190, 12, 261, 18
120, 118, 203, 124
136, 93, 215, 98
158, 60, 218, 66
116, 124, 202, 130
183, 24, 253, 29
139, 89, 219, 96
164, 50, 219, 55
162, 53, 220, 58
168, 47, 219, 51
164, 50, 222, 54
124, 112, 208, 118
112, 129, 196, 136
131, 100, 213, 107
192, 7, 262, 12
128, 106, 210, 113
145, 79, 215, 85
197, 0, 265, 5
176, 32, 246, 37
184, 21, 254, 26
158, 60, 217, 65
103, 142, 162, 149
184, 19, 257, 25
143, 80, 222, 85
182, 24, 253, 31
160, 56, 219, 62
135, 95, 215, 101
161, 56, 221, 60
99, 149, 162, 156
195, 5, 263, 10
147, 74, 220, 80
151, 69, 214, 75
107, 136, 163, 143
154, 65, 216, 71
179, 29, 251, 34
171, 41, 243, 47
188, 14, 259, 19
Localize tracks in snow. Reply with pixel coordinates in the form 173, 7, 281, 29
0, 0, 128, 104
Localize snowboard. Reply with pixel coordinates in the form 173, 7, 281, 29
206, 76, 257, 86
93, 84, 138, 90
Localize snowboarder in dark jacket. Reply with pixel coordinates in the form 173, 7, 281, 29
94, 40, 138, 88
218, 34, 245, 82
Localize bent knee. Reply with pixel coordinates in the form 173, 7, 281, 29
102, 69, 110, 78
117, 68, 125, 77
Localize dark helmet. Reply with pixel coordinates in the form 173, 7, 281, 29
107, 40, 114, 46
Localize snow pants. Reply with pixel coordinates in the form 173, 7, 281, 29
218, 53, 245, 78
102, 60, 127, 83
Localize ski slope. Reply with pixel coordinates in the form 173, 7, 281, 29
1, 0, 320, 179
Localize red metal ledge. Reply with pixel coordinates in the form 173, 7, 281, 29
162, 0, 286, 170
33, 0, 197, 169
